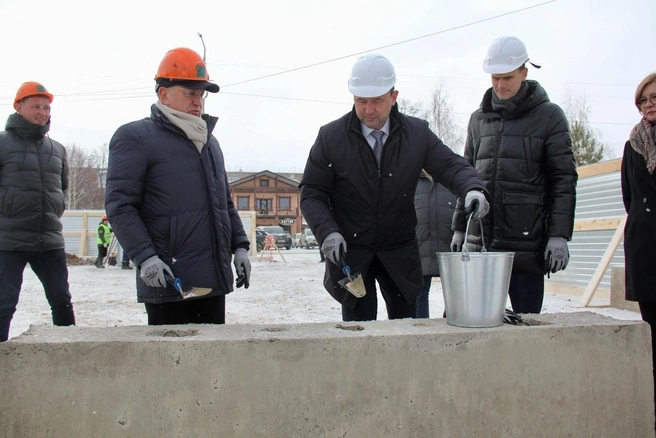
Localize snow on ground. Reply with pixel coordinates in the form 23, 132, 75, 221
8, 249, 641, 340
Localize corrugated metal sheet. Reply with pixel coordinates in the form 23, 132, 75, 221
546, 167, 624, 291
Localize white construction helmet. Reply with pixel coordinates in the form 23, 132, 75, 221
347, 53, 397, 98
482, 36, 530, 74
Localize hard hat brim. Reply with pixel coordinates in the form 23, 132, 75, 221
156, 78, 220, 93
348, 84, 394, 99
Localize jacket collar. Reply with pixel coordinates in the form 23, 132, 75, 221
347, 103, 404, 137
478, 80, 549, 120
5, 113, 50, 140
150, 104, 219, 135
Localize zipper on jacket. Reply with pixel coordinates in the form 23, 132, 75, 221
36, 139, 46, 251
489, 118, 504, 238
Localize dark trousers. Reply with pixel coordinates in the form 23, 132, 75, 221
342, 256, 416, 322
508, 271, 545, 314
144, 295, 226, 325
122, 250, 130, 264
0, 249, 75, 341
415, 275, 432, 319
639, 301, 656, 426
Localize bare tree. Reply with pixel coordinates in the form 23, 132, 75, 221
397, 98, 425, 117
425, 84, 464, 154
563, 91, 605, 166
64, 144, 107, 209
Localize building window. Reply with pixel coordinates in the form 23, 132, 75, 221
279, 197, 290, 210
237, 197, 249, 210
260, 179, 269, 187
256, 199, 272, 213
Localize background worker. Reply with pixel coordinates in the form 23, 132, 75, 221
105, 47, 251, 325
451, 36, 577, 314
95, 214, 111, 268
414, 171, 456, 318
0, 82, 75, 341
300, 53, 488, 322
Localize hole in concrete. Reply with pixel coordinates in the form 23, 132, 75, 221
336, 323, 364, 331
263, 327, 288, 332
411, 322, 431, 327
147, 329, 200, 337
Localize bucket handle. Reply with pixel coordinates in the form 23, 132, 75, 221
461, 212, 486, 261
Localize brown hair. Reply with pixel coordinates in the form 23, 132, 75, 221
634, 72, 656, 110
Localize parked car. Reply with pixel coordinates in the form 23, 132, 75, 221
256, 226, 292, 250
293, 233, 302, 248
255, 229, 268, 252
300, 228, 318, 249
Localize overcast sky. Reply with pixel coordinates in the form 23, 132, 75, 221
0, 0, 654, 172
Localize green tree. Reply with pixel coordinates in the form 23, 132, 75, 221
564, 91, 605, 166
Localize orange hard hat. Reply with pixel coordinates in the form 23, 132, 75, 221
14, 81, 54, 104
154, 47, 219, 92
102, 214, 108, 221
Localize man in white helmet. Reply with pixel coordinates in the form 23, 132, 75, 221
451, 36, 577, 314
300, 53, 488, 321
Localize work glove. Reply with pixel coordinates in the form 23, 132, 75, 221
234, 248, 251, 289
139, 255, 174, 288
321, 232, 347, 265
450, 231, 465, 252
464, 191, 489, 219
545, 237, 569, 273
103, 243, 108, 248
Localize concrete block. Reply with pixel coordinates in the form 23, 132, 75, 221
0, 313, 653, 438
610, 266, 640, 313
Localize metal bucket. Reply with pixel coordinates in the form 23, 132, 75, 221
437, 215, 514, 328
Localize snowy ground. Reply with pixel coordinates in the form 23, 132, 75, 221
8, 249, 641, 340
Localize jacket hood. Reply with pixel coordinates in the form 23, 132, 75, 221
5, 113, 51, 139
479, 80, 550, 118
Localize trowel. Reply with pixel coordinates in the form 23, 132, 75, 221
165, 274, 212, 300
337, 259, 366, 298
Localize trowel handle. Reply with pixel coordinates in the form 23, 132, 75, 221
164, 273, 183, 294
337, 256, 351, 277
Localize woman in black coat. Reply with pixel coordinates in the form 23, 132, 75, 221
621, 71, 656, 418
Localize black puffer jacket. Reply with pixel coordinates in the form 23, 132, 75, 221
300, 105, 485, 308
105, 105, 249, 304
0, 114, 68, 252
414, 173, 456, 276
453, 81, 577, 274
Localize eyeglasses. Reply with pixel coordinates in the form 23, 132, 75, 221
637, 93, 656, 108
179, 88, 208, 99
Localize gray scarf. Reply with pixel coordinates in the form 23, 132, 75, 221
155, 101, 208, 153
491, 81, 529, 118
629, 118, 656, 174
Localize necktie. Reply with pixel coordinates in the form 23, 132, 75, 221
371, 130, 385, 169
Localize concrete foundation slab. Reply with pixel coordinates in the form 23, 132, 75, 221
0, 312, 653, 437
610, 266, 641, 313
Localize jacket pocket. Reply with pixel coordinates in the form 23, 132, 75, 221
0, 187, 13, 216
501, 191, 544, 239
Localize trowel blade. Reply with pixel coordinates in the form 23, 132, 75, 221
180, 286, 213, 300
338, 272, 366, 298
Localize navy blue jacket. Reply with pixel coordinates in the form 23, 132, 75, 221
105, 105, 249, 303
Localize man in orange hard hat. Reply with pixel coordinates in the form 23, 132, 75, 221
0, 82, 76, 341
105, 47, 251, 326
